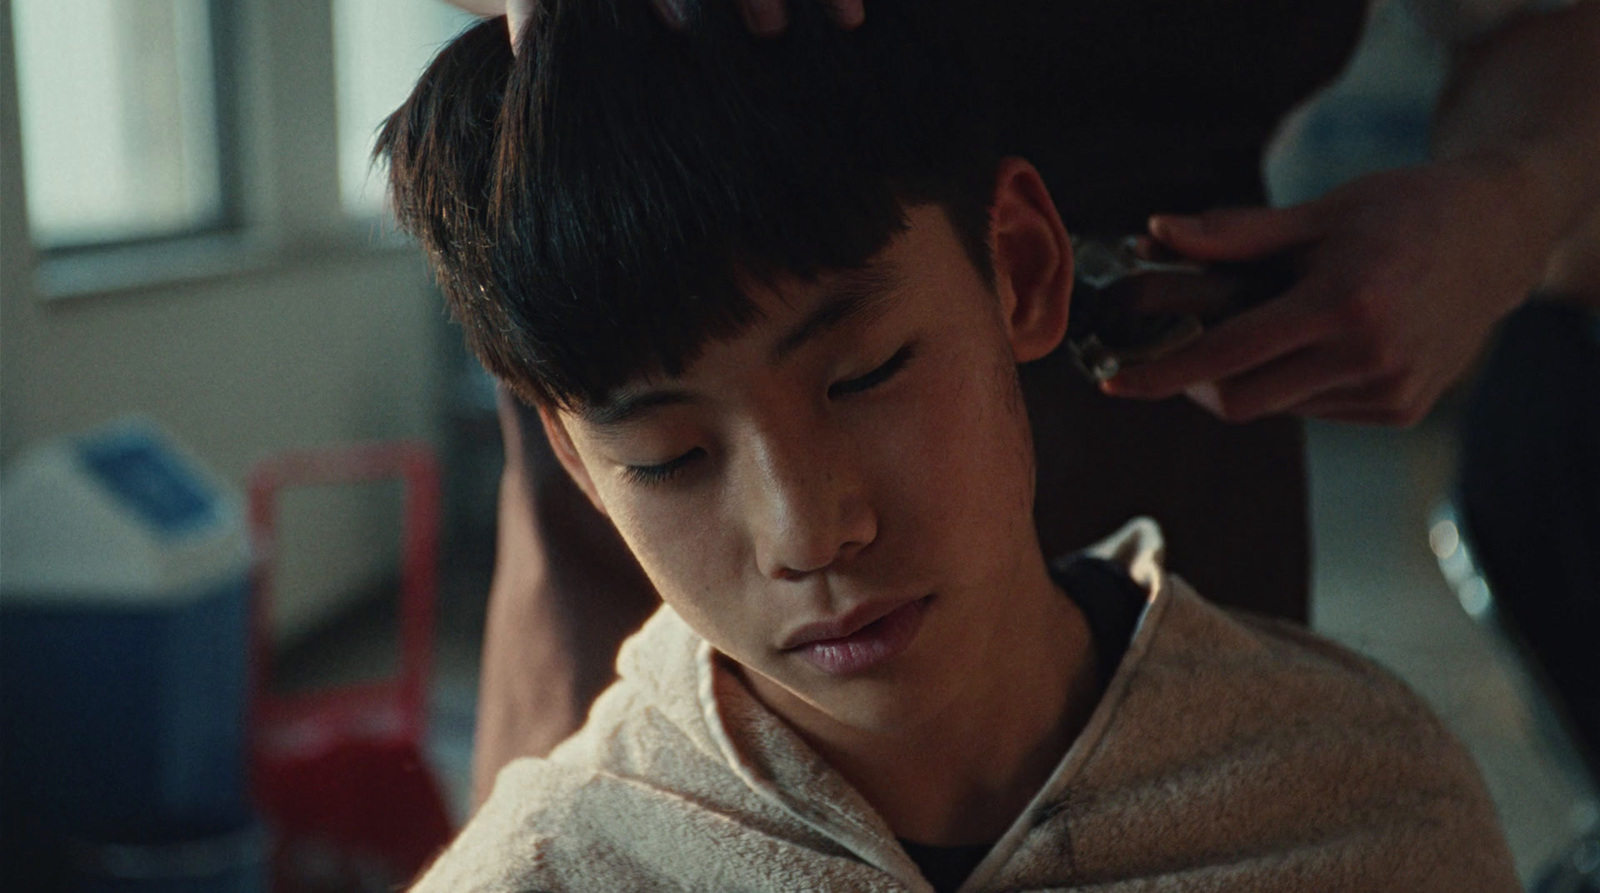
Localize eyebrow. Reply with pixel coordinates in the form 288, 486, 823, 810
769, 265, 902, 364
580, 388, 697, 427
581, 264, 903, 428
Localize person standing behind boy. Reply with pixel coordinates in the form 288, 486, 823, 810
381, 3, 1522, 888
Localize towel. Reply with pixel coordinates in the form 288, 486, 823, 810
412, 519, 1518, 892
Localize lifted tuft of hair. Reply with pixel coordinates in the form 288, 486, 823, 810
378, 0, 995, 409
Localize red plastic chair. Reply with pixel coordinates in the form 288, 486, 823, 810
247, 442, 454, 891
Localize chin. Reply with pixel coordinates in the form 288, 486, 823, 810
809, 663, 968, 737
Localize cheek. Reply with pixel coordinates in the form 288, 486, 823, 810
604, 490, 716, 584
851, 353, 1033, 580
596, 486, 752, 633
894, 344, 1032, 502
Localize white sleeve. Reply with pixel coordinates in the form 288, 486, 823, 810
1405, 0, 1580, 45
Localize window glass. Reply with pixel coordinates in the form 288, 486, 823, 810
11, 0, 224, 248
333, 0, 477, 217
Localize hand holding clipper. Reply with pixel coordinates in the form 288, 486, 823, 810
1066, 236, 1301, 382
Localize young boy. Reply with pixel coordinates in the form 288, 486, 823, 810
382, 3, 1517, 890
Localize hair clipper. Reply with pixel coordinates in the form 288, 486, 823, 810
1065, 236, 1301, 382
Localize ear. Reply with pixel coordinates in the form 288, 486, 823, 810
536, 403, 611, 518
989, 157, 1073, 363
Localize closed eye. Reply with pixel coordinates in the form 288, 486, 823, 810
829, 343, 917, 399
622, 448, 703, 486
620, 344, 915, 485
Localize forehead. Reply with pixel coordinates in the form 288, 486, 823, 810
575, 206, 976, 425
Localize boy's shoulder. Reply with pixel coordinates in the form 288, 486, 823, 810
1085, 518, 1441, 712
989, 519, 1515, 890
414, 519, 1517, 892
967, 518, 1517, 890
1079, 517, 1437, 718
410, 606, 908, 891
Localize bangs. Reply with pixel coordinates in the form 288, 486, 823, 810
381, 0, 993, 408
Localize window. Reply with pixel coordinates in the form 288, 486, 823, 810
333, 0, 476, 217
10, 0, 229, 249
11, 0, 479, 256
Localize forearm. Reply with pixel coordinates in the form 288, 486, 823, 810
1539, 200, 1600, 304
1432, 1, 1600, 247
440, 0, 502, 15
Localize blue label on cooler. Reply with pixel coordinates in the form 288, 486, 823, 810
78, 429, 217, 538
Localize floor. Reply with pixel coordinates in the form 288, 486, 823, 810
280, 409, 1597, 885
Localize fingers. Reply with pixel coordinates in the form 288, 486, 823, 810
650, 0, 689, 28
1103, 265, 1453, 425
1287, 371, 1441, 427
1173, 344, 1448, 426
822, 0, 866, 27
1100, 286, 1333, 401
741, 0, 864, 32
508, 0, 536, 53
1181, 349, 1361, 422
738, 0, 789, 35
1149, 204, 1320, 263
654, 1, 863, 33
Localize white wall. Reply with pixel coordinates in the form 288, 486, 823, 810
2, 0, 35, 465
0, 0, 451, 642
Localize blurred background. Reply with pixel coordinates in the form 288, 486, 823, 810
0, 1, 1594, 890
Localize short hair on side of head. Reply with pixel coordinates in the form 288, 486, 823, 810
378, 0, 996, 409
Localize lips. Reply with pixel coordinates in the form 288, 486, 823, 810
782, 595, 931, 676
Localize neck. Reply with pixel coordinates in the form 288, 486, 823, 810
751, 556, 1102, 846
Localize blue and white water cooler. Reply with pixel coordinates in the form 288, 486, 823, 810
1, 418, 265, 891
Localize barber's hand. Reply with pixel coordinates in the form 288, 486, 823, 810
1101, 158, 1554, 425
651, 0, 864, 34
470, 0, 863, 50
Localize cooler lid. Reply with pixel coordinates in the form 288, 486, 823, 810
1, 418, 251, 604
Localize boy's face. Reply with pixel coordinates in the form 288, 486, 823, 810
542, 164, 1072, 735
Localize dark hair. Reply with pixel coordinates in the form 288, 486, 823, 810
378, 0, 996, 409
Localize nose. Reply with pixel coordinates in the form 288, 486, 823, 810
744, 425, 877, 581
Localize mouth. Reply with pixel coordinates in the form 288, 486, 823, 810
782, 595, 932, 676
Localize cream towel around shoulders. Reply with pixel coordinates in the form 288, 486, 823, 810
412, 518, 1518, 892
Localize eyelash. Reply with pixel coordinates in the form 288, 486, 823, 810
622, 449, 703, 486
622, 343, 917, 486
828, 343, 917, 399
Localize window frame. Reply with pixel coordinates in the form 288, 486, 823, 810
14, 0, 421, 302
